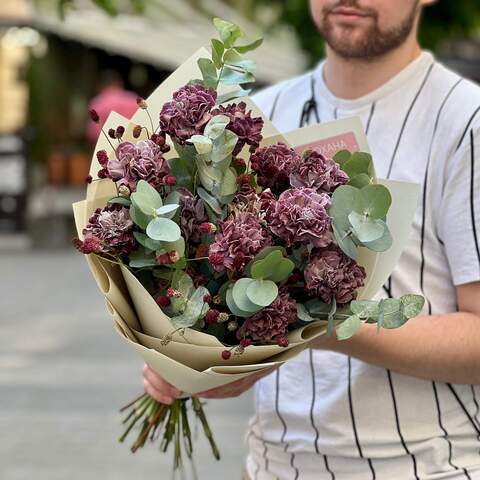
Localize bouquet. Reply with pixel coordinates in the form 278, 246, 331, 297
72, 18, 424, 471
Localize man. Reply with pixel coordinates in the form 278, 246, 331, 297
143, 1, 480, 478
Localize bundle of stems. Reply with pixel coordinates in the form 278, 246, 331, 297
119, 393, 220, 468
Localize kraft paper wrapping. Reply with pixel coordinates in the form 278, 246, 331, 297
73, 44, 420, 392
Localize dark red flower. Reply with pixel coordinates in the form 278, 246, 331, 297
89, 109, 99, 123
156, 295, 171, 308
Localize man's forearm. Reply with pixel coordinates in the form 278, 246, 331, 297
311, 312, 480, 384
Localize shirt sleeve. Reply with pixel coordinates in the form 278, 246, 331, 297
437, 125, 480, 286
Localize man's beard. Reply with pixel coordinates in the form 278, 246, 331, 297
320, 0, 420, 60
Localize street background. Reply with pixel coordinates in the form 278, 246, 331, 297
0, 1, 479, 479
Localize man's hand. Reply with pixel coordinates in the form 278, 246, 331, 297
143, 364, 276, 404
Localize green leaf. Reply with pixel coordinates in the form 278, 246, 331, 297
205, 115, 230, 140
348, 173, 372, 189
336, 314, 361, 340
197, 187, 223, 215
219, 167, 238, 197
253, 246, 288, 262
251, 250, 283, 279
333, 149, 351, 167
220, 67, 255, 85
378, 298, 406, 329
327, 297, 337, 337
246, 279, 278, 307
226, 287, 260, 318
131, 180, 162, 215
350, 300, 380, 319
297, 303, 319, 322
268, 258, 295, 283
162, 237, 186, 258
305, 298, 332, 315
348, 211, 385, 243
233, 37, 263, 54
223, 49, 256, 72
197, 58, 217, 89
156, 204, 180, 218
330, 185, 358, 232
169, 156, 195, 191
108, 196, 131, 207
216, 88, 251, 105
400, 294, 425, 319
164, 190, 181, 206
146, 217, 181, 242
213, 17, 242, 48
342, 152, 374, 179
232, 278, 262, 312
211, 38, 224, 69
129, 201, 150, 230
133, 232, 162, 252
189, 135, 213, 154
354, 184, 392, 219
171, 286, 209, 329
361, 225, 393, 252
129, 248, 157, 268
332, 223, 358, 260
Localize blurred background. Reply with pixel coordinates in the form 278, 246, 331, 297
1, 1, 479, 479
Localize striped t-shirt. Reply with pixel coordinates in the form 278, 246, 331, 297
246, 51, 480, 480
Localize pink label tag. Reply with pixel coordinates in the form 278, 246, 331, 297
294, 132, 359, 158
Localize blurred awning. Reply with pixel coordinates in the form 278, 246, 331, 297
31, 0, 307, 84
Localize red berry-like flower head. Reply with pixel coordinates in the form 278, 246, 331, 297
164, 175, 177, 186
208, 253, 224, 266
221, 350, 231, 360
96, 150, 109, 166
89, 109, 100, 123
156, 295, 171, 308
277, 336, 289, 348
205, 309, 220, 325
116, 125, 125, 138
133, 125, 142, 138
156, 253, 172, 265
85, 175, 93, 184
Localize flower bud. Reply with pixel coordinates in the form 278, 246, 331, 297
218, 312, 229, 323
133, 125, 142, 138
227, 320, 238, 332
108, 128, 116, 139
85, 175, 93, 184
116, 125, 125, 138
277, 336, 289, 348
136, 97, 148, 109
240, 338, 252, 348
96, 150, 109, 166
164, 175, 177, 186
208, 253, 224, 266
118, 184, 130, 197
221, 350, 231, 360
205, 309, 220, 325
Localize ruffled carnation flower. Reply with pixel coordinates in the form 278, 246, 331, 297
250, 142, 301, 193
236, 289, 297, 343
208, 211, 272, 273
177, 188, 209, 244
290, 150, 349, 194
212, 102, 264, 155
268, 187, 332, 247
304, 247, 366, 304
159, 84, 217, 144
106, 140, 170, 190
74, 205, 136, 257
231, 185, 276, 217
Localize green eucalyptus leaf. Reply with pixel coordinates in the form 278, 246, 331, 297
350, 300, 379, 319
361, 225, 393, 252
220, 67, 255, 85
232, 278, 262, 312
246, 279, 278, 307
131, 180, 162, 215
211, 130, 238, 163
146, 217, 181, 242
268, 258, 295, 283
342, 152, 374, 179
108, 196, 131, 207
333, 150, 351, 167
129, 201, 150, 230
220, 167, 238, 197
348, 211, 385, 243
128, 248, 157, 268
156, 204, 180, 218
327, 297, 337, 337
233, 37, 263, 54
197, 187, 223, 215
333, 223, 358, 260
297, 303, 318, 322
354, 184, 392, 219
162, 236, 186, 258
197, 58, 217, 89
216, 88, 251, 105
205, 115, 230, 140
223, 49, 256, 72
330, 185, 358, 232
336, 314, 361, 340
189, 135, 213, 154
164, 191, 181, 206
378, 298, 406, 329
253, 246, 288, 262
169, 156, 195, 191
305, 298, 332, 315
133, 232, 162, 252
226, 287, 260, 318
213, 18, 243, 47
400, 294, 425, 319
211, 38, 224, 69
348, 173, 372, 189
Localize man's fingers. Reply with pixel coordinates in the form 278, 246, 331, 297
143, 364, 182, 398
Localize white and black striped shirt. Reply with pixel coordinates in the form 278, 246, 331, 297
246, 51, 480, 480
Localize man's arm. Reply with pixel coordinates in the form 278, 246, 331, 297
312, 282, 480, 385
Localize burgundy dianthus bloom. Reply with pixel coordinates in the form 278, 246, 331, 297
304, 247, 366, 304
212, 102, 264, 155
208, 212, 272, 273
159, 84, 217, 144
75, 205, 136, 257
268, 187, 332, 247
106, 140, 170, 190
177, 188, 209, 244
290, 150, 349, 194
236, 289, 297, 343
250, 142, 301, 193
232, 185, 276, 217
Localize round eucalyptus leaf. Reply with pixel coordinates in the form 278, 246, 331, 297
400, 294, 425, 319
162, 237, 186, 258
268, 258, 295, 283
197, 187, 223, 215
146, 217, 181, 242
129, 202, 150, 230
333, 150, 351, 167
342, 152, 373, 179
232, 278, 262, 312
361, 223, 392, 252
165, 190, 181, 206
354, 184, 392, 219
348, 211, 385, 243
350, 300, 379, 319
332, 223, 357, 260
220, 167, 238, 197
246, 279, 278, 307
348, 173, 372, 189
108, 196, 131, 207
330, 185, 358, 232
253, 246, 288, 262
335, 314, 361, 340
131, 180, 163, 215
204, 115, 230, 140
226, 287, 261, 318
189, 135, 213, 154
156, 204, 180, 218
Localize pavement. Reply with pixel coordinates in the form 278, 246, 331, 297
0, 251, 254, 480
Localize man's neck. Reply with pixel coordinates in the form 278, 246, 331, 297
323, 39, 422, 100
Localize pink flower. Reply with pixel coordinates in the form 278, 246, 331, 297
76, 205, 136, 257
106, 140, 170, 190
177, 188, 209, 244
212, 102, 264, 155
250, 142, 301, 193
290, 150, 349, 194
231, 185, 276, 217
209, 212, 272, 273
236, 289, 297, 343
304, 247, 366, 304
268, 187, 332, 248
159, 84, 217, 144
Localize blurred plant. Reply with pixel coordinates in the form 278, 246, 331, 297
54, 0, 146, 18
